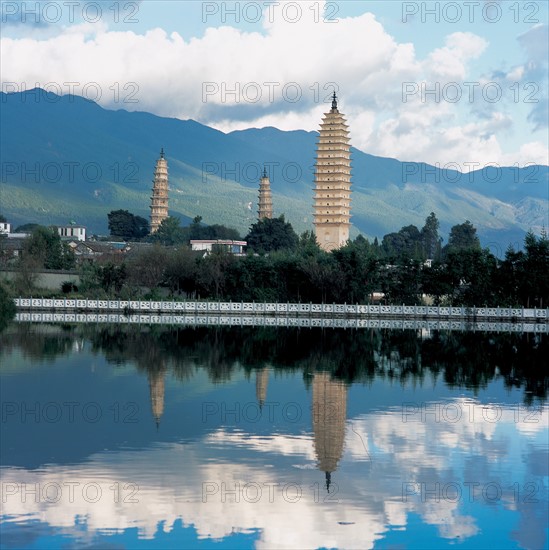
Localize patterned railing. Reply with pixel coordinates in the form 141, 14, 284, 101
13, 298, 549, 320
13, 312, 548, 333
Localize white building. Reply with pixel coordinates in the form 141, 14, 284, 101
57, 225, 86, 241
190, 240, 246, 255
0, 222, 11, 234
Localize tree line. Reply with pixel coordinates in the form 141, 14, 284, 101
2, 211, 547, 308
78, 213, 549, 308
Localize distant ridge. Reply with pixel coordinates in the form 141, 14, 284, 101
1, 88, 547, 252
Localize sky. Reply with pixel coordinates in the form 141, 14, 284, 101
1, 0, 548, 170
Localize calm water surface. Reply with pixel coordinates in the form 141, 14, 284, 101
0, 323, 547, 549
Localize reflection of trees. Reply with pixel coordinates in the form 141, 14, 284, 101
0, 324, 76, 362
1, 324, 546, 402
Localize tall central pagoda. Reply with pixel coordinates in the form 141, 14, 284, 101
313, 92, 352, 251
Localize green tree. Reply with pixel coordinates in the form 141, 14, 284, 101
421, 212, 442, 259
187, 216, 241, 240
197, 248, 234, 299
0, 281, 16, 332
24, 226, 75, 269
382, 225, 423, 260
497, 245, 526, 306
333, 237, 378, 303
300, 253, 342, 303
14, 223, 40, 233
128, 245, 170, 289
444, 248, 497, 306
379, 260, 423, 305
149, 216, 186, 246
245, 215, 299, 254
297, 231, 321, 257
78, 262, 102, 294
164, 247, 198, 296
421, 261, 453, 305
108, 210, 149, 240
522, 231, 549, 308
14, 256, 40, 294
98, 263, 127, 296
446, 220, 480, 253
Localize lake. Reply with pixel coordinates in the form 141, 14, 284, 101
1, 322, 547, 549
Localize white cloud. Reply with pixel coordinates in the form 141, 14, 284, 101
0, 0, 546, 167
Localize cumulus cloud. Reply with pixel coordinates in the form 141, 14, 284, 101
0, 0, 546, 167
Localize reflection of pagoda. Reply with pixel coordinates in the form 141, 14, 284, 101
148, 369, 166, 428
255, 367, 269, 409
312, 372, 347, 492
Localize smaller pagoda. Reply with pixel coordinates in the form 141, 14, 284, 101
150, 148, 169, 233
258, 167, 273, 220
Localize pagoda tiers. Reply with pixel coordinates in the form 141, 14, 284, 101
313, 92, 351, 251
258, 167, 273, 220
312, 372, 347, 492
150, 148, 169, 233
255, 367, 269, 409
148, 369, 165, 428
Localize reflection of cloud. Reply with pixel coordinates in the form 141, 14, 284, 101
1, 399, 547, 548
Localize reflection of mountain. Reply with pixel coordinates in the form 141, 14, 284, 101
312, 372, 347, 491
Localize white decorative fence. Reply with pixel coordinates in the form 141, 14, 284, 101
12, 312, 548, 333
13, 298, 549, 320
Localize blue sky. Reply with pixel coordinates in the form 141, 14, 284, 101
1, 1, 548, 168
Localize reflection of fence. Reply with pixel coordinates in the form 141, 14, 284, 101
13, 312, 548, 333
13, 298, 549, 320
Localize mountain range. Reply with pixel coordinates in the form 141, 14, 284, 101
1, 88, 547, 254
